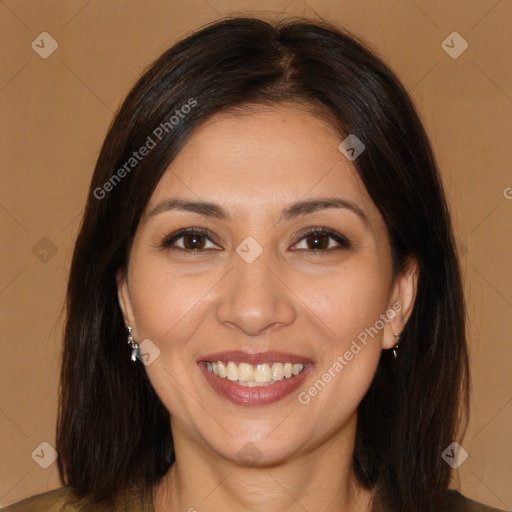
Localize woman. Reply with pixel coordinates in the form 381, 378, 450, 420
4, 16, 504, 512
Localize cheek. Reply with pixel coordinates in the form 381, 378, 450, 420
128, 258, 209, 347
296, 261, 389, 405
298, 274, 386, 421
303, 261, 390, 346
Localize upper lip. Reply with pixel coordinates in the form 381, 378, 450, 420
198, 350, 313, 365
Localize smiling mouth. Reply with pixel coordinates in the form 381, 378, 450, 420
205, 361, 307, 387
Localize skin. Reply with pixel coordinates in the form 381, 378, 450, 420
117, 103, 418, 512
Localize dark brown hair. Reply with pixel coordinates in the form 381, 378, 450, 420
56, 16, 469, 512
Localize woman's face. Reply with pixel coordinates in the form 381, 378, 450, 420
117, 104, 416, 466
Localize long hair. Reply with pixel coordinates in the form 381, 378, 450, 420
56, 16, 469, 512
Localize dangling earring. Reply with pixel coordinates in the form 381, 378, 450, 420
392, 332, 401, 359
127, 326, 140, 363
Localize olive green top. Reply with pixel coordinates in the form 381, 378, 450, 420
1, 485, 153, 512
2, 486, 506, 511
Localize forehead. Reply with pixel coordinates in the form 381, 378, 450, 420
145, 104, 382, 228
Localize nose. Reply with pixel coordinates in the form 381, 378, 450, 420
215, 248, 297, 337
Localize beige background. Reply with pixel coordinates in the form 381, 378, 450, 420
1, 0, 511, 509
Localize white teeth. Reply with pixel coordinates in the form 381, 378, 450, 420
226, 362, 238, 381
292, 363, 303, 376
271, 362, 284, 380
217, 361, 227, 378
205, 360, 306, 386
254, 364, 272, 382
238, 363, 253, 382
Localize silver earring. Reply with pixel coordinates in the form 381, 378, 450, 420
127, 326, 140, 363
392, 332, 401, 359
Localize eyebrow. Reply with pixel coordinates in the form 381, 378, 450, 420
147, 197, 369, 226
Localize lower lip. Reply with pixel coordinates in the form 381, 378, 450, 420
198, 362, 313, 406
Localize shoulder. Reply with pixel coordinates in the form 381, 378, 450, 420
1, 487, 77, 511
445, 490, 506, 512
1, 485, 152, 512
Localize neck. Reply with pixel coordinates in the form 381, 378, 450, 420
152, 416, 374, 512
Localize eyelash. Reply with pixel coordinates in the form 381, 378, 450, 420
160, 227, 351, 254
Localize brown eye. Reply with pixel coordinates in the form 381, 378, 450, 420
304, 233, 330, 250
161, 228, 220, 251
182, 233, 207, 250
292, 228, 351, 252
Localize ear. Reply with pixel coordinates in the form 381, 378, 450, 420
116, 268, 136, 330
382, 256, 419, 350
